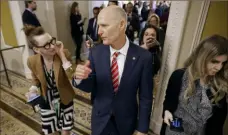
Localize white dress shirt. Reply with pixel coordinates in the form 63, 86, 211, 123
110, 37, 129, 83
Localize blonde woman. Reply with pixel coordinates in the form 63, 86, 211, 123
161, 35, 228, 135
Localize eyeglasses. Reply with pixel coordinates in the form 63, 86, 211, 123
35, 37, 56, 49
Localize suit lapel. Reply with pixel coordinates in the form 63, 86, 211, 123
119, 43, 139, 90
100, 46, 113, 91
36, 55, 47, 89
53, 55, 61, 87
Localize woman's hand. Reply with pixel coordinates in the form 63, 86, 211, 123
55, 41, 68, 63
141, 44, 149, 50
25, 89, 38, 102
55, 41, 64, 56
146, 37, 157, 48
164, 110, 173, 126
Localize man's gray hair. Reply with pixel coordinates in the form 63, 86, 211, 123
112, 6, 127, 30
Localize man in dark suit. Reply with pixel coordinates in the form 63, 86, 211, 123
22, 0, 41, 27
126, 2, 140, 42
108, 0, 118, 6
86, 7, 100, 42
73, 6, 153, 135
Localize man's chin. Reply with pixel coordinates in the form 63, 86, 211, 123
102, 41, 110, 45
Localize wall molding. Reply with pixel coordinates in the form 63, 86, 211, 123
190, 0, 210, 53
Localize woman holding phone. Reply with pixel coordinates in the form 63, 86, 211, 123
23, 25, 75, 135
139, 24, 161, 76
161, 35, 228, 135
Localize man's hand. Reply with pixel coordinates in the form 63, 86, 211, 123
164, 110, 173, 126
74, 60, 92, 79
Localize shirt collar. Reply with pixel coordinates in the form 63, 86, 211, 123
26, 8, 33, 13
110, 36, 129, 57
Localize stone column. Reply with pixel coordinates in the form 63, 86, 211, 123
150, 1, 190, 134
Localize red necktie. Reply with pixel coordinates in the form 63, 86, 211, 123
111, 52, 120, 93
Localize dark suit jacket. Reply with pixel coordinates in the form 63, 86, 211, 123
160, 69, 227, 135
73, 42, 153, 135
22, 10, 41, 27
86, 18, 98, 41
126, 13, 140, 41
70, 13, 84, 38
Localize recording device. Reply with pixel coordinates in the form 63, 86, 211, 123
170, 117, 184, 132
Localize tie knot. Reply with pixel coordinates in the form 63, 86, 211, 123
113, 52, 120, 58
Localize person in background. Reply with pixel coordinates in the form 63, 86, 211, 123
126, 2, 140, 42
100, 4, 105, 11
73, 6, 153, 135
146, 14, 165, 52
108, 0, 118, 6
140, 2, 149, 28
161, 35, 228, 135
139, 24, 162, 98
23, 25, 75, 135
70, 2, 87, 63
22, 0, 41, 27
122, 4, 127, 11
139, 24, 161, 76
133, 3, 139, 15
87, 7, 100, 42
160, 7, 170, 33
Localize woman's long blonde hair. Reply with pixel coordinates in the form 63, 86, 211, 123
184, 34, 228, 104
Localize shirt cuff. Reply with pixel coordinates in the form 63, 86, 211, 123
62, 61, 72, 70
73, 79, 82, 86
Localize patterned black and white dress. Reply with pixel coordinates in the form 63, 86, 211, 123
40, 63, 74, 135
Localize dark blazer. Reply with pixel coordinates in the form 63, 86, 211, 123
22, 9, 41, 27
86, 18, 98, 41
73, 42, 153, 135
161, 69, 227, 135
70, 13, 84, 38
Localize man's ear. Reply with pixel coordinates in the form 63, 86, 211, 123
120, 20, 126, 31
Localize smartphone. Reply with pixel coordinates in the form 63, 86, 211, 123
86, 35, 94, 47
170, 117, 184, 132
